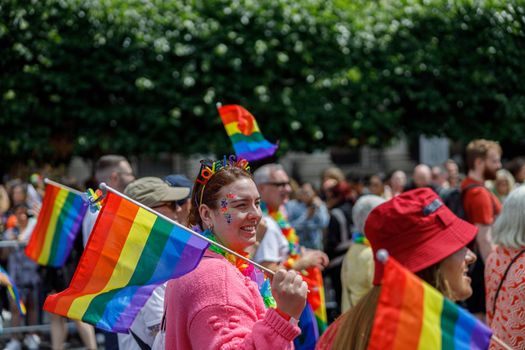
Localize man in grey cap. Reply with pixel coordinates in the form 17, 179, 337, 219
118, 177, 189, 350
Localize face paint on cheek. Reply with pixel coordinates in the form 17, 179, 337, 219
220, 193, 237, 224
220, 198, 228, 212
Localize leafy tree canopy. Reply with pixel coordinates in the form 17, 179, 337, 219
1, 0, 524, 168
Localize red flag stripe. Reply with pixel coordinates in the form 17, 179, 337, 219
26, 184, 60, 261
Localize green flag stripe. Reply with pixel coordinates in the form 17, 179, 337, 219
229, 132, 265, 143
440, 297, 460, 349
83, 216, 171, 324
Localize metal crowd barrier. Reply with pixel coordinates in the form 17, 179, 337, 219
1, 322, 76, 335
0, 240, 27, 248
0, 240, 66, 337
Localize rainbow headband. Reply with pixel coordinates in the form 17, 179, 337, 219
195, 155, 251, 206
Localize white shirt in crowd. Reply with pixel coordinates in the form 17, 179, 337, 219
118, 283, 166, 350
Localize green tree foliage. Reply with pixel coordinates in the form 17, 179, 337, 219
339, 0, 525, 145
0, 0, 353, 164
1, 0, 524, 166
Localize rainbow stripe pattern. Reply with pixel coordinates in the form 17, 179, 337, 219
43, 191, 209, 332
219, 104, 278, 161
25, 183, 87, 267
368, 257, 492, 350
0, 265, 26, 315
264, 203, 327, 348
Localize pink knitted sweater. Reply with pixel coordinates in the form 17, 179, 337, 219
164, 251, 301, 349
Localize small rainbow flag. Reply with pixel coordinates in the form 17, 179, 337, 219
26, 182, 87, 267
43, 190, 209, 332
294, 267, 327, 349
368, 256, 492, 350
218, 104, 278, 161
0, 265, 26, 316
303, 267, 327, 334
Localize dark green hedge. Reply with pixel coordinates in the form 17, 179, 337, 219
1, 0, 524, 166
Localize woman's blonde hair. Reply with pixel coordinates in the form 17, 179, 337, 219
332, 286, 380, 350
492, 186, 525, 248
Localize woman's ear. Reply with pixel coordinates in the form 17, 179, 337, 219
198, 204, 214, 229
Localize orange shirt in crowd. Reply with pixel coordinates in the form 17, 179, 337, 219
461, 177, 502, 224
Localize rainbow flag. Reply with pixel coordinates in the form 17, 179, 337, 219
43, 191, 209, 333
218, 104, 278, 161
304, 267, 327, 334
26, 182, 87, 267
368, 257, 492, 350
0, 265, 26, 316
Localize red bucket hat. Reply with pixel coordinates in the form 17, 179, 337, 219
365, 188, 478, 285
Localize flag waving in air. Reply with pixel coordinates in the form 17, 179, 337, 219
218, 104, 278, 161
44, 189, 209, 332
25, 180, 87, 267
0, 265, 26, 316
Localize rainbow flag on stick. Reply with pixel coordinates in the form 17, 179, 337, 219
368, 255, 492, 350
44, 190, 209, 332
26, 180, 87, 267
303, 267, 327, 334
218, 104, 278, 161
0, 265, 26, 316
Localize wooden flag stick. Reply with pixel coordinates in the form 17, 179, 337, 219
491, 335, 514, 350
101, 183, 275, 276
44, 178, 83, 196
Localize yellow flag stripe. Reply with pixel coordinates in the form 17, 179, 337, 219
38, 189, 68, 264
224, 122, 261, 136
67, 208, 155, 319
417, 283, 444, 349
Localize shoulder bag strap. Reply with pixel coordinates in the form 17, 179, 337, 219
130, 328, 152, 350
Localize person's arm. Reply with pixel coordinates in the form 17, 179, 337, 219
340, 253, 351, 312
475, 224, 495, 262
261, 261, 281, 272
287, 201, 311, 231
293, 248, 329, 271
0, 186, 9, 215
315, 201, 330, 228
290, 200, 329, 231
464, 189, 497, 262
189, 306, 299, 350
188, 270, 304, 350
142, 284, 166, 340
261, 247, 329, 272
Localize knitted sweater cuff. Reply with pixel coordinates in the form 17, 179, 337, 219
264, 308, 301, 341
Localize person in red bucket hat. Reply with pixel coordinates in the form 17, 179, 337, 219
316, 188, 478, 350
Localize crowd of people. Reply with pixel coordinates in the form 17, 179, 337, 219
0, 138, 523, 349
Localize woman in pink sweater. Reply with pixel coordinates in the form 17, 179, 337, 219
164, 158, 307, 349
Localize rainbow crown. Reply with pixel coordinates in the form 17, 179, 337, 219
195, 155, 251, 205
196, 155, 250, 186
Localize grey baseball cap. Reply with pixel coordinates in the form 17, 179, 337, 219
124, 177, 190, 208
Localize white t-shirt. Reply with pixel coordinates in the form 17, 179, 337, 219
117, 283, 166, 350
253, 215, 289, 264
82, 210, 99, 247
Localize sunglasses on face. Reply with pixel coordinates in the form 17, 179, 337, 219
265, 181, 290, 188
175, 198, 189, 207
